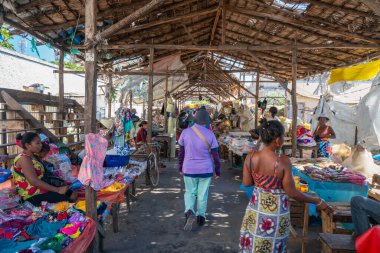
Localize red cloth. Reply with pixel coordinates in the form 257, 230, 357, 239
136, 128, 147, 143
356, 226, 380, 253
76, 184, 129, 204
61, 218, 96, 253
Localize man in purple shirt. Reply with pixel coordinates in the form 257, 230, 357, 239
178, 108, 221, 231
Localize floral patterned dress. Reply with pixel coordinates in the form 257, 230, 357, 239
12, 153, 48, 201
239, 155, 290, 253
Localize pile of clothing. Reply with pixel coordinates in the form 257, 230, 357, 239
301, 165, 367, 185
296, 125, 316, 147
229, 137, 256, 154
103, 160, 146, 185
0, 201, 92, 253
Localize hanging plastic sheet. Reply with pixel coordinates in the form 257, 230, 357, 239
328, 60, 380, 84
356, 226, 380, 253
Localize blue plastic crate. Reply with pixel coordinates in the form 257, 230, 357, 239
0, 168, 11, 183
104, 155, 130, 167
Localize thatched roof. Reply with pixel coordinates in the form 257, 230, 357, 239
2, 0, 380, 100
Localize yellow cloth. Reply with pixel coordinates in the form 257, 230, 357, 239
328, 60, 380, 84
51, 202, 73, 212
100, 182, 125, 192
75, 200, 101, 212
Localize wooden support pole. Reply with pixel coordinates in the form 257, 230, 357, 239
147, 48, 154, 148
58, 49, 65, 117
291, 46, 298, 158
255, 72, 260, 128
129, 90, 133, 109
107, 74, 112, 118
164, 73, 169, 133
84, 0, 98, 251
222, 0, 226, 45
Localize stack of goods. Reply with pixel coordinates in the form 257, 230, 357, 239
103, 160, 146, 185
0, 187, 19, 210
229, 138, 256, 154
0, 201, 94, 253
293, 158, 367, 185
296, 125, 316, 147
46, 154, 73, 182
302, 165, 366, 185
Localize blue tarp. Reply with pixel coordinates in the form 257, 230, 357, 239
240, 166, 369, 216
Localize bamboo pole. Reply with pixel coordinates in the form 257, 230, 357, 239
129, 90, 133, 109
255, 72, 260, 128
291, 46, 298, 157
164, 72, 169, 133
147, 47, 154, 148
107, 74, 112, 118
84, 0, 99, 251
58, 49, 65, 117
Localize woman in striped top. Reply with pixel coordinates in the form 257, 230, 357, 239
239, 119, 332, 253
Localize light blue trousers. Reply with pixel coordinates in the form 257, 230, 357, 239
183, 176, 212, 217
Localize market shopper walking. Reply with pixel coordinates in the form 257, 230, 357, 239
178, 108, 221, 231
239, 119, 332, 253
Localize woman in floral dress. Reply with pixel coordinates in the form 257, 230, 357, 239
239, 119, 332, 253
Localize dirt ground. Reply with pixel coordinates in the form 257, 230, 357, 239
103, 159, 322, 253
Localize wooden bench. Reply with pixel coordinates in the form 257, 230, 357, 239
369, 174, 380, 202
322, 202, 353, 234
319, 233, 356, 253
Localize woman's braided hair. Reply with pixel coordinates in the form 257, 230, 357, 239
259, 118, 285, 144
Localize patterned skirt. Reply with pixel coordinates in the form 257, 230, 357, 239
239, 187, 290, 253
317, 140, 331, 159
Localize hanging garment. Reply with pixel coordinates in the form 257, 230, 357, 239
113, 107, 127, 136
78, 134, 108, 190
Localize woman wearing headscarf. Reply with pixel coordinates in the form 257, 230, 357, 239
178, 108, 220, 230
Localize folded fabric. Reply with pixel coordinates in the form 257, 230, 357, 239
100, 182, 125, 192
75, 201, 100, 213
0, 238, 37, 253
68, 213, 86, 224
50, 202, 73, 212
38, 237, 62, 252
0, 228, 20, 240
54, 233, 73, 248
26, 218, 67, 238
59, 223, 82, 239
0, 219, 33, 231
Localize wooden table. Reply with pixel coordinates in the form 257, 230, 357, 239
282, 143, 318, 158
289, 199, 310, 253
321, 202, 353, 234
319, 233, 356, 253
153, 134, 172, 159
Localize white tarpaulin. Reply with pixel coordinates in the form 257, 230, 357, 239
116, 54, 189, 103
312, 72, 380, 149
312, 97, 357, 146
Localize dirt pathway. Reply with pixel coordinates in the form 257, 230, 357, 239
103, 159, 321, 253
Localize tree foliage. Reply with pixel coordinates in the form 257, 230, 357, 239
0, 26, 15, 50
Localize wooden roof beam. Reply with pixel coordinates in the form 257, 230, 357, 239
226, 5, 380, 44
209, 7, 222, 45
92, 0, 165, 46
300, 0, 378, 18
359, 0, 380, 17
112, 6, 218, 37
220, 28, 342, 68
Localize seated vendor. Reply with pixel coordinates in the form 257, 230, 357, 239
351, 196, 380, 236
136, 121, 148, 144
13, 132, 77, 206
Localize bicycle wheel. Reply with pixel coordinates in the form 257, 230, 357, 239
148, 152, 159, 187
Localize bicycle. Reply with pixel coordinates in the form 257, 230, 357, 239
130, 142, 160, 187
